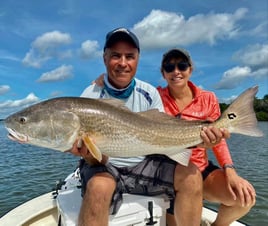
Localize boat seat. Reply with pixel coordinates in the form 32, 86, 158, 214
57, 188, 169, 226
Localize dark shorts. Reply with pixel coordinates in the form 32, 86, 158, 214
167, 161, 219, 215
79, 154, 177, 215
201, 160, 220, 180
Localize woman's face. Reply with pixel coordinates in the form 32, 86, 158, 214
162, 58, 192, 88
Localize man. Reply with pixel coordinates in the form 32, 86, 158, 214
71, 27, 228, 226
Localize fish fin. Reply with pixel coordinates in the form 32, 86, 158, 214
219, 86, 263, 137
138, 109, 180, 123
98, 99, 130, 111
168, 150, 192, 166
138, 110, 206, 127
82, 134, 102, 162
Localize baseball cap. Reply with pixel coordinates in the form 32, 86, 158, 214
104, 27, 140, 52
161, 48, 192, 66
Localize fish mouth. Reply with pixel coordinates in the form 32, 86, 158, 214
6, 127, 28, 143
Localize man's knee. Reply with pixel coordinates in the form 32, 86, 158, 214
174, 162, 202, 192
85, 173, 116, 206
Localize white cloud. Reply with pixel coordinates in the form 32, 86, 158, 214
22, 30, 72, 68
0, 93, 40, 118
0, 93, 39, 113
0, 85, 10, 95
250, 22, 268, 38
132, 8, 247, 49
216, 44, 268, 89
79, 40, 102, 59
32, 30, 71, 49
37, 65, 73, 82
233, 44, 268, 69
251, 68, 268, 79
218, 95, 238, 104
214, 66, 251, 89
0, 93, 39, 108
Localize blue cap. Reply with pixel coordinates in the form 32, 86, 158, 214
104, 27, 140, 52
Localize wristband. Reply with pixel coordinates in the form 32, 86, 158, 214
223, 164, 236, 169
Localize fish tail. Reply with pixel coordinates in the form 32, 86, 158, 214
219, 86, 263, 137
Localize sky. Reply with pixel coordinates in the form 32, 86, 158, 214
0, 0, 267, 119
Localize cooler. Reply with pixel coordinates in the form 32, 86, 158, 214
57, 188, 169, 226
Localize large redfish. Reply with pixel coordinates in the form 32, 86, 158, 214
5, 86, 263, 166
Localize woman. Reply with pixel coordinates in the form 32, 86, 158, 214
158, 48, 256, 226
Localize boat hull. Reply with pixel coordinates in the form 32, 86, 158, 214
0, 171, 247, 226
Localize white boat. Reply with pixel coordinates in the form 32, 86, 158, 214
0, 169, 247, 226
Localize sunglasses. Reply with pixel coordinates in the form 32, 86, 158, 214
163, 62, 190, 73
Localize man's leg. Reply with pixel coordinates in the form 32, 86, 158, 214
173, 162, 203, 226
166, 212, 177, 226
78, 172, 116, 226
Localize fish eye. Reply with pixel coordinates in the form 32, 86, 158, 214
19, 117, 27, 124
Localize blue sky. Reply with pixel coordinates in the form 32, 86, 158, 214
0, 0, 267, 119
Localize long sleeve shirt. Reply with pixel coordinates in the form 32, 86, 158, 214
157, 81, 233, 172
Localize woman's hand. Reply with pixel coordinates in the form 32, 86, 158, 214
225, 168, 256, 207
199, 126, 230, 148
92, 73, 105, 87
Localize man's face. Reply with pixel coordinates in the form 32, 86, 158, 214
103, 41, 139, 89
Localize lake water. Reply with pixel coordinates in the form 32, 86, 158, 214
0, 122, 267, 225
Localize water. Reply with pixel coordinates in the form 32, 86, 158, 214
0, 122, 267, 225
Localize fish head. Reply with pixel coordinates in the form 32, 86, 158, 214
4, 102, 81, 152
